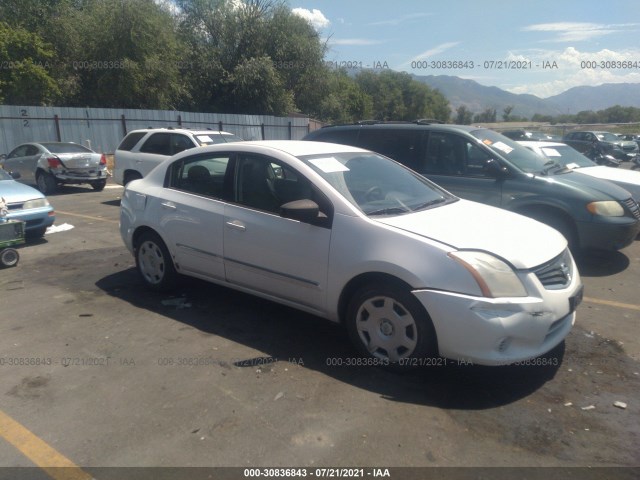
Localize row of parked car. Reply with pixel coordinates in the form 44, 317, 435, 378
2, 122, 640, 369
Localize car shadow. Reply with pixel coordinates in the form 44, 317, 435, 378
96, 268, 564, 410
101, 199, 121, 207
575, 249, 630, 277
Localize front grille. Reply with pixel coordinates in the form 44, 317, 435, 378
532, 248, 573, 290
623, 197, 640, 219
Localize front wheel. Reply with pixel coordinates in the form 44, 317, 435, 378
135, 231, 177, 291
346, 282, 438, 365
0, 248, 19, 268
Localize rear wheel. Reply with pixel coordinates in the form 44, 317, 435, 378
346, 282, 437, 365
135, 231, 177, 291
91, 179, 107, 191
36, 171, 57, 195
123, 171, 142, 186
0, 248, 19, 267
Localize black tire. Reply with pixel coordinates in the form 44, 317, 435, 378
0, 248, 19, 268
91, 179, 107, 191
134, 231, 177, 291
123, 171, 142, 186
26, 227, 47, 239
346, 282, 438, 365
36, 171, 57, 195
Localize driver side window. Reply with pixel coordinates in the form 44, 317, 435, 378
235, 155, 312, 214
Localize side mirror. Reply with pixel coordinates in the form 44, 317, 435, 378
280, 199, 320, 223
483, 159, 509, 177
10, 171, 21, 180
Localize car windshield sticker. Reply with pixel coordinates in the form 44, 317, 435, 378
491, 141, 514, 154
309, 157, 350, 173
196, 135, 214, 143
483, 139, 493, 146
541, 148, 561, 157
565, 162, 580, 169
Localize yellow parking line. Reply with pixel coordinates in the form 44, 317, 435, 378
0, 410, 93, 480
55, 210, 119, 224
584, 296, 640, 312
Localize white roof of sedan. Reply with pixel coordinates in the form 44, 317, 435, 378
237, 140, 367, 156
518, 141, 568, 148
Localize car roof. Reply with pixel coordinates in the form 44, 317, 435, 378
316, 122, 480, 134
129, 128, 235, 135
519, 141, 566, 148
235, 140, 367, 156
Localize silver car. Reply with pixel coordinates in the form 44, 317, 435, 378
1, 142, 109, 194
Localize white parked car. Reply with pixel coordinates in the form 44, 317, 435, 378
520, 141, 640, 200
120, 141, 583, 366
113, 128, 243, 186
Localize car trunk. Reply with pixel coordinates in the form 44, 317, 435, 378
56, 153, 102, 174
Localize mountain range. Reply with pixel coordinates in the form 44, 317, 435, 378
412, 75, 640, 118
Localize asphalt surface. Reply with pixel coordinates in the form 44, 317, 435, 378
0, 180, 639, 479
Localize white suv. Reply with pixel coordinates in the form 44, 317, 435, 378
114, 128, 243, 185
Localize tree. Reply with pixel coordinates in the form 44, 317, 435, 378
51, 0, 187, 109
455, 106, 473, 125
0, 22, 60, 104
355, 70, 449, 122
473, 108, 497, 123
315, 69, 372, 123
502, 105, 513, 122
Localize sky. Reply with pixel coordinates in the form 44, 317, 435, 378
289, 0, 640, 98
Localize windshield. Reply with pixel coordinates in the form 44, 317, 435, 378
596, 132, 621, 142
42, 143, 93, 154
470, 129, 550, 174
300, 152, 456, 216
534, 145, 596, 169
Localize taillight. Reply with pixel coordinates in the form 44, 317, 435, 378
99, 154, 107, 165
47, 157, 62, 168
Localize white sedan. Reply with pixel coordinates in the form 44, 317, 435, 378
520, 140, 640, 201
120, 141, 583, 366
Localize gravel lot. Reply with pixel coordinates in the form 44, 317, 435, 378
0, 180, 638, 479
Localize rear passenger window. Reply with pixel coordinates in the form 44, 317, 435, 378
140, 133, 171, 155
357, 130, 423, 170
168, 154, 232, 199
423, 132, 492, 177
117, 132, 147, 151
312, 129, 359, 146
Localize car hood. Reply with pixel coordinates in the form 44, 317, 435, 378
545, 169, 633, 200
376, 199, 566, 269
575, 166, 640, 200
0, 179, 44, 203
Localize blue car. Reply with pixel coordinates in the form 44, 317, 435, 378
0, 169, 55, 237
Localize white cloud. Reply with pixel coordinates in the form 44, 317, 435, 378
291, 8, 330, 30
505, 47, 640, 97
522, 22, 640, 42
409, 42, 461, 63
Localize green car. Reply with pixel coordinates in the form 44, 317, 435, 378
304, 122, 640, 251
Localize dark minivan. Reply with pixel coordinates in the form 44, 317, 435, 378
304, 122, 640, 251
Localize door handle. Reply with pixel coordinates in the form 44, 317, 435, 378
225, 220, 246, 231
161, 201, 176, 210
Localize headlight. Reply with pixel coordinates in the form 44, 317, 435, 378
448, 251, 527, 298
23, 198, 50, 209
586, 201, 624, 217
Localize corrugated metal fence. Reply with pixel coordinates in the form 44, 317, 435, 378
0, 105, 311, 154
